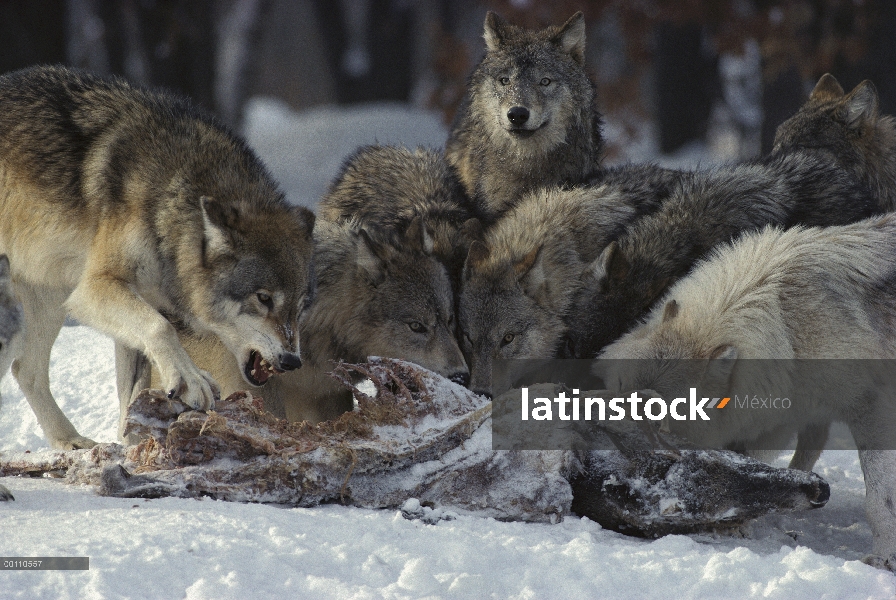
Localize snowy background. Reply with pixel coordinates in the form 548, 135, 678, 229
1, 102, 895, 599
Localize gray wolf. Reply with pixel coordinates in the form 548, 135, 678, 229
599, 214, 896, 569
317, 144, 481, 279
165, 218, 469, 424
458, 171, 680, 397
0, 254, 24, 501
0, 65, 316, 449
445, 11, 603, 223
562, 74, 885, 362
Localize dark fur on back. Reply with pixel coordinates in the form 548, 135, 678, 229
445, 12, 603, 223
564, 76, 889, 359
317, 144, 479, 279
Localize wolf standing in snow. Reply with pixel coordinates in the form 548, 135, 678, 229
167, 218, 469, 423
317, 144, 480, 279
562, 75, 886, 362
445, 12, 603, 223
599, 214, 896, 570
0, 65, 316, 449
0, 255, 23, 501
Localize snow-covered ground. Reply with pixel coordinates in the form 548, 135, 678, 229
2, 101, 895, 598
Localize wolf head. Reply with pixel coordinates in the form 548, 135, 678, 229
773, 73, 896, 211
0, 255, 25, 405
196, 196, 316, 388
459, 241, 569, 397
471, 11, 592, 155
308, 219, 469, 386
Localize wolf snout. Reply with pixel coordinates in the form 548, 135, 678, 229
279, 352, 303, 371
507, 106, 530, 126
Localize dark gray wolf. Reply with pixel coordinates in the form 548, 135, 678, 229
562, 74, 885, 362
458, 168, 681, 397
0, 255, 23, 501
317, 144, 480, 279
599, 214, 896, 570
445, 11, 603, 223
0, 65, 316, 449
167, 219, 469, 424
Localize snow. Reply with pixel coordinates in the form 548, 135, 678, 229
2, 101, 895, 598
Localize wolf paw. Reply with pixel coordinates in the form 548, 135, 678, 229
0, 484, 13, 501
164, 367, 220, 411
861, 553, 896, 571
51, 434, 98, 450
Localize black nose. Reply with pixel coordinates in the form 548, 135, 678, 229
449, 371, 470, 387
279, 353, 302, 371
507, 106, 530, 126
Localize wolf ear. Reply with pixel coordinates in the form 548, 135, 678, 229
515, 246, 549, 304
554, 12, 586, 64
586, 241, 628, 293
292, 205, 316, 234
405, 216, 434, 255
809, 73, 845, 102
201, 196, 238, 258
661, 299, 679, 323
843, 80, 879, 129
463, 240, 490, 281
355, 229, 390, 286
483, 12, 508, 52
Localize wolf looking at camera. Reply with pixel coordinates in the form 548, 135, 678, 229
445, 11, 603, 223
0, 65, 316, 449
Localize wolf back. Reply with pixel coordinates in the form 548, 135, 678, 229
445, 12, 603, 223
0, 65, 315, 449
599, 214, 896, 569
317, 144, 479, 279
563, 75, 887, 360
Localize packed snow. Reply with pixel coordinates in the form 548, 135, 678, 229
1, 101, 895, 598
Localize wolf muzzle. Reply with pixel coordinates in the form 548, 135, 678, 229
279, 352, 302, 371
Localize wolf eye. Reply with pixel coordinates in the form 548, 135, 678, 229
501, 332, 515, 346
256, 292, 273, 309
499, 77, 509, 85
540, 78, 551, 86
408, 321, 427, 333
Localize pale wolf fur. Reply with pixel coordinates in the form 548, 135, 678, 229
162, 219, 469, 423
317, 144, 480, 278
599, 214, 896, 569
0, 65, 315, 449
0, 255, 24, 501
564, 74, 885, 361
458, 178, 671, 397
445, 12, 602, 223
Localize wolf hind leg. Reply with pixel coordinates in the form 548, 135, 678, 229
11, 283, 96, 449
857, 449, 896, 570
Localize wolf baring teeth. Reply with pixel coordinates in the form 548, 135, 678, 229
0, 65, 316, 449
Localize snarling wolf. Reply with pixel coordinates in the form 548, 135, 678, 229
445, 11, 603, 223
599, 214, 896, 570
164, 219, 469, 424
563, 74, 885, 362
0, 66, 316, 449
458, 166, 681, 397
0, 255, 23, 501
317, 144, 480, 279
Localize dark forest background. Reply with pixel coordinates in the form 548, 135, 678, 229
2, 0, 894, 160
